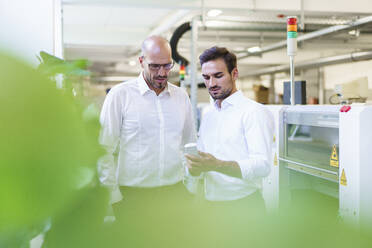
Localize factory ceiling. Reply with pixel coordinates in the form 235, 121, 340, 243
62, 0, 372, 83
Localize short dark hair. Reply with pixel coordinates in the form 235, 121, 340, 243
199, 46, 237, 74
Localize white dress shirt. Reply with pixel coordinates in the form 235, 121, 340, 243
99, 73, 196, 203
185, 90, 274, 201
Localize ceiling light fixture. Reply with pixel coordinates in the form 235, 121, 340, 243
348, 29, 360, 37
207, 9, 222, 17
247, 46, 262, 53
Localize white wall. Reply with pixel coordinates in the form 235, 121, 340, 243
237, 77, 255, 100
324, 61, 372, 90
324, 60, 372, 101
0, 0, 63, 65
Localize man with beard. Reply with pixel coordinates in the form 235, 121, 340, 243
99, 36, 196, 220
185, 47, 274, 213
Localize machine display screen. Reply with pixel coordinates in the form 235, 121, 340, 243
285, 124, 339, 174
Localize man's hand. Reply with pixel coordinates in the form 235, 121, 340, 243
185, 151, 221, 176
185, 151, 242, 179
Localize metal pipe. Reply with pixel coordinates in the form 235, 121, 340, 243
238, 15, 372, 59
201, 0, 206, 27
206, 16, 352, 26
269, 74, 275, 104
290, 56, 295, 105
318, 67, 324, 104
190, 16, 199, 129
300, 0, 305, 31
242, 50, 372, 77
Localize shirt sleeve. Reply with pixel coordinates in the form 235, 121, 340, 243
182, 95, 202, 194
97, 89, 123, 204
183, 159, 204, 194
185, 126, 206, 179
181, 91, 197, 146
237, 107, 274, 181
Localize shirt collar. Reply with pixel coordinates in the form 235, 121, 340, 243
138, 72, 172, 96
214, 90, 243, 110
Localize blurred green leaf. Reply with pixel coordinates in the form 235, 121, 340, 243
37, 51, 91, 78
0, 52, 103, 239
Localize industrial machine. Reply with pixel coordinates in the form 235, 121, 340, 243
263, 105, 372, 227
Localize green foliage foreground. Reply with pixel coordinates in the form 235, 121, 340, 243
0, 52, 107, 247
0, 52, 371, 248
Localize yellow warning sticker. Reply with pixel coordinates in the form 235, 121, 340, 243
273, 135, 276, 143
274, 153, 278, 166
330, 145, 339, 167
340, 168, 347, 186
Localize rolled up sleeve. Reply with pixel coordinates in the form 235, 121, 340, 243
238, 108, 274, 181
183, 125, 204, 194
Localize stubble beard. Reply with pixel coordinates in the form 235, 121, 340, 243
144, 72, 167, 90
210, 87, 233, 100
150, 79, 166, 90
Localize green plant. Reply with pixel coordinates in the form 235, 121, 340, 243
36, 51, 91, 98
0, 51, 107, 248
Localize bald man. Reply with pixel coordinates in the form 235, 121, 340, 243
98, 36, 196, 218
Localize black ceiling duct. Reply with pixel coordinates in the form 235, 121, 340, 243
170, 22, 191, 66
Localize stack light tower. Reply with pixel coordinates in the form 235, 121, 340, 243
179, 63, 186, 81
287, 16, 298, 105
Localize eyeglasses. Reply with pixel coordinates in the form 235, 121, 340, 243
142, 57, 174, 71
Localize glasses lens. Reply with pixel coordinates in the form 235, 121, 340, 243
149, 64, 161, 70
146, 60, 174, 70
165, 61, 174, 70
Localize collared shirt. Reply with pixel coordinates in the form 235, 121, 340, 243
186, 90, 274, 201
99, 73, 196, 203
